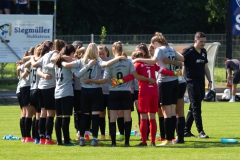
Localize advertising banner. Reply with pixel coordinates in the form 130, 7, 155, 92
232, 0, 240, 35
0, 15, 53, 62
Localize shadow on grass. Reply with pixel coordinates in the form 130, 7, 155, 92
69, 138, 240, 148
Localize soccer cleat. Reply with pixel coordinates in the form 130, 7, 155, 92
198, 131, 209, 139
149, 142, 156, 146
184, 132, 196, 137
24, 137, 35, 143
90, 139, 99, 146
229, 99, 235, 102
85, 134, 90, 140
157, 140, 173, 146
45, 139, 56, 145
124, 143, 130, 147
136, 142, 147, 147
110, 143, 116, 147
64, 142, 75, 146
39, 138, 45, 145
100, 135, 106, 140
156, 137, 166, 141
172, 138, 184, 144
57, 142, 63, 146
117, 135, 124, 141
34, 139, 40, 144
79, 139, 85, 146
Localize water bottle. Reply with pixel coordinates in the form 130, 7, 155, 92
221, 138, 238, 143
176, 69, 183, 82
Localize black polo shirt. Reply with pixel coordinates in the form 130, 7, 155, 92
225, 59, 240, 73
182, 45, 208, 81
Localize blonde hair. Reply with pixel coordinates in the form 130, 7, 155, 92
82, 43, 98, 65
151, 32, 168, 46
112, 41, 123, 56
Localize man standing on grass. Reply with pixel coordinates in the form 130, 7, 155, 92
182, 32, 212, 139
224, 58, 240, 102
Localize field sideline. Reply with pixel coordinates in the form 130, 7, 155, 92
0, 102, 240, 160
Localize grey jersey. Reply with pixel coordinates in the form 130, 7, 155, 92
55, 66, 74, 99
38, 51, 58, 89
103, 59, 135, 91
72, 58, 102, 88
101, 57, 112, 94
30, 66, 40, 90
16, 79, 21, 93
20, 63, 30, 87
154, 46, 180, 82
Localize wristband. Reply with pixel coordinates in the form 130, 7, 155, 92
209, 81, 212, 83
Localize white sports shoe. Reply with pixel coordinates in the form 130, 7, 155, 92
229, 99, 235, 102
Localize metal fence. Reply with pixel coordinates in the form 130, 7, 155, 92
57, 34, 240, 68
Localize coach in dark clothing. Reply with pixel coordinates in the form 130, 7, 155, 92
182, 32, 212, 139
224, 58, 240, 102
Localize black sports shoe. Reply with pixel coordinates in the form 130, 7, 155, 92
172, 138, 184, 144
110, 143, 116, 147
198, 131, 209, 139
124, 143, 130, 147
184, 132, 196, 137
136, 142, 147, 147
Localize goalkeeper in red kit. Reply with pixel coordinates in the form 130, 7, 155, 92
112, 51, 181, 146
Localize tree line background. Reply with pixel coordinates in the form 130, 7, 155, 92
9, 0, 226, 35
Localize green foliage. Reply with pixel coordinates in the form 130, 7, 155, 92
100, 26, 107, 44
16, 0, 226, 34
0, 104, 240, 159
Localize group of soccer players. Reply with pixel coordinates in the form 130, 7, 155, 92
16, 32, 190, 147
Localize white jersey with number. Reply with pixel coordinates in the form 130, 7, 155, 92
103, 59, 135, 91
154, 46, 180, 82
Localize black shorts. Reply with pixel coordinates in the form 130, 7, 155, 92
133, 90, 139, 101
0, 0, 10, 10
20, 86, 30, 106
74, 90, 81, 112
17, 92, 24, 109
55, 96, 74, 116
108, 91, 132, 110
233, 70, 240, 84
178, 82, 187, 99
103, 94, 109, 109
39, 87, 55, 110
81, 87, 104, 113
159, 79, 179, 106
30, 89, 41, 113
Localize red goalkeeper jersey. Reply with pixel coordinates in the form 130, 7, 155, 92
135, 62, 159, 96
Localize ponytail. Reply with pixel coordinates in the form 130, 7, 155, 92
55, 44, 75, 67
151, 32, 168, 46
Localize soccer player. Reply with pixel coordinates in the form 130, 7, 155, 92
224, 58, 240, 102
28, 45, 50, 144
53, 44, 76, 146
133, 32, 184, 146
